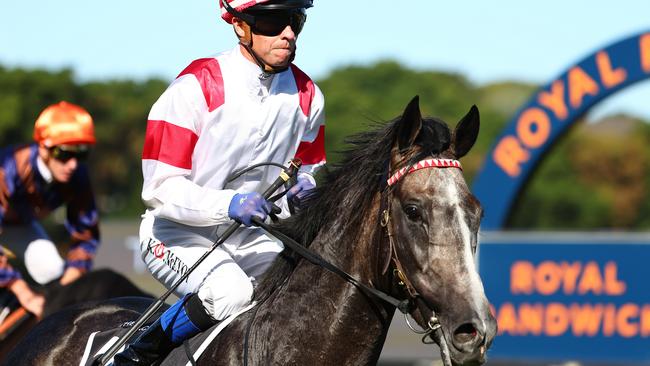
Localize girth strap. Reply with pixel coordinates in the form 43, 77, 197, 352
183, 341, 197, 366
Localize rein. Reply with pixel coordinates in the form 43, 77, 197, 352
242, 219, 413, 366
251, 218, 413, 313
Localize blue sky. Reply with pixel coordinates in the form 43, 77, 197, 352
2, 1, 650, 119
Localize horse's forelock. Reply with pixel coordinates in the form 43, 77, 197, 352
411, 117, 452, 163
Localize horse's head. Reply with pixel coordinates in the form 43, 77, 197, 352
385, 96, 496, 365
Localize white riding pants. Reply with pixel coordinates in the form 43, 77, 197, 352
1, 222, 65, 284
139, 211, 283, 321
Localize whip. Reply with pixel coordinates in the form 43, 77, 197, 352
94, 159, 302, 365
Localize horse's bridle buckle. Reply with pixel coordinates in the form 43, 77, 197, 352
427, 315, 441, 331
393, 268, 407, 287
380, 209, 389, 227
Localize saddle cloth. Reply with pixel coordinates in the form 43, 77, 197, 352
0, 289, 25, 341
0, 290, 19, 322
79, 302, 255, 366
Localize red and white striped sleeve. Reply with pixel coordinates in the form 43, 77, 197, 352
141, 58, 236, 226
291, 65, 326, 178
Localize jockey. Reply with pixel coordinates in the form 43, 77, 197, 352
114, 0, 325, 364
0, 101, 100, 318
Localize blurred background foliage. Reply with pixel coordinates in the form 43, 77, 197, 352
1, 61, 648, 230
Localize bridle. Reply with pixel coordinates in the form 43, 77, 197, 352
380, 157, 463, 364
387, 158, 462, 186
244, 158, 463, 366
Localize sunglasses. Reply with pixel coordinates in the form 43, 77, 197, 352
49, 145, 90, 162
246, 9, 307, 36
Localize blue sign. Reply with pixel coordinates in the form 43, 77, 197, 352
479, 233, 650, 364
472, 31, 650, 230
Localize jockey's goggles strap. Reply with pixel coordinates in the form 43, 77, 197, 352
387, 158, 462, 186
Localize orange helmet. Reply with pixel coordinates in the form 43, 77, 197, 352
33, 101, 96, 147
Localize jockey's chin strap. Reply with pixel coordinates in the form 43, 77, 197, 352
241, 41, 291, 78
231, 6, 292, 78
238, 23, 293, 79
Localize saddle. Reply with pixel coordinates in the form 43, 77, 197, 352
81, 302, 254, 366
79, 316, 154, 366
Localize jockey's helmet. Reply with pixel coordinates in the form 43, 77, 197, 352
33, 101, 96, 147
220, 0, 313, 24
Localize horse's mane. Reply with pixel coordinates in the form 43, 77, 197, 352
253, 115, 452, 301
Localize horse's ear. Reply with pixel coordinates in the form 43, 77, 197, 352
453, 105, 480, 158
396, 96, 422, 152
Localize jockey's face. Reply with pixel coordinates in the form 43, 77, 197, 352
233, 15, 299, 69
39, 144, 87, 183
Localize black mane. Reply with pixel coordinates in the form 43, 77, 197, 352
253, 116, 451, 301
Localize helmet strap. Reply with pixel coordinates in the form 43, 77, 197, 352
237, 21, 253, 46
235, 22, 291, 78
241, 42, 291, 78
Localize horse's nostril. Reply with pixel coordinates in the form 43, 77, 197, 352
453, 322, 479, 345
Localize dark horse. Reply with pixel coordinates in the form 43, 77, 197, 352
8, 96, 497, 365
0, 269, 152, 362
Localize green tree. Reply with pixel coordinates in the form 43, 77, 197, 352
1, 62, 649, 231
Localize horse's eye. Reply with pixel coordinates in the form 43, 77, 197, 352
404, 205, 420, 221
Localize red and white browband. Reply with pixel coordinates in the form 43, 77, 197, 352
387, 158, 462, 186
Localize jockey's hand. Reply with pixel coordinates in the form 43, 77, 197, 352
21, 293, 45, 319
9, 278, 45, 318
287, 176, 315, 209
60, 267, 83, 286
228, 192, 275, 227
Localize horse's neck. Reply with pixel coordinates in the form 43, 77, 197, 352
205, 197, 397, 364
272, 197, 396, 363
311, 194, 389, 284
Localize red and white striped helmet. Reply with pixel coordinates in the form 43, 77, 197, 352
220, 0, 313, 24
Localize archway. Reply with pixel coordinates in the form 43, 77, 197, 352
472, 30, 650, 230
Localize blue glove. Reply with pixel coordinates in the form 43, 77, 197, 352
286, 176, 316, 208
228, 192, 273, 226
